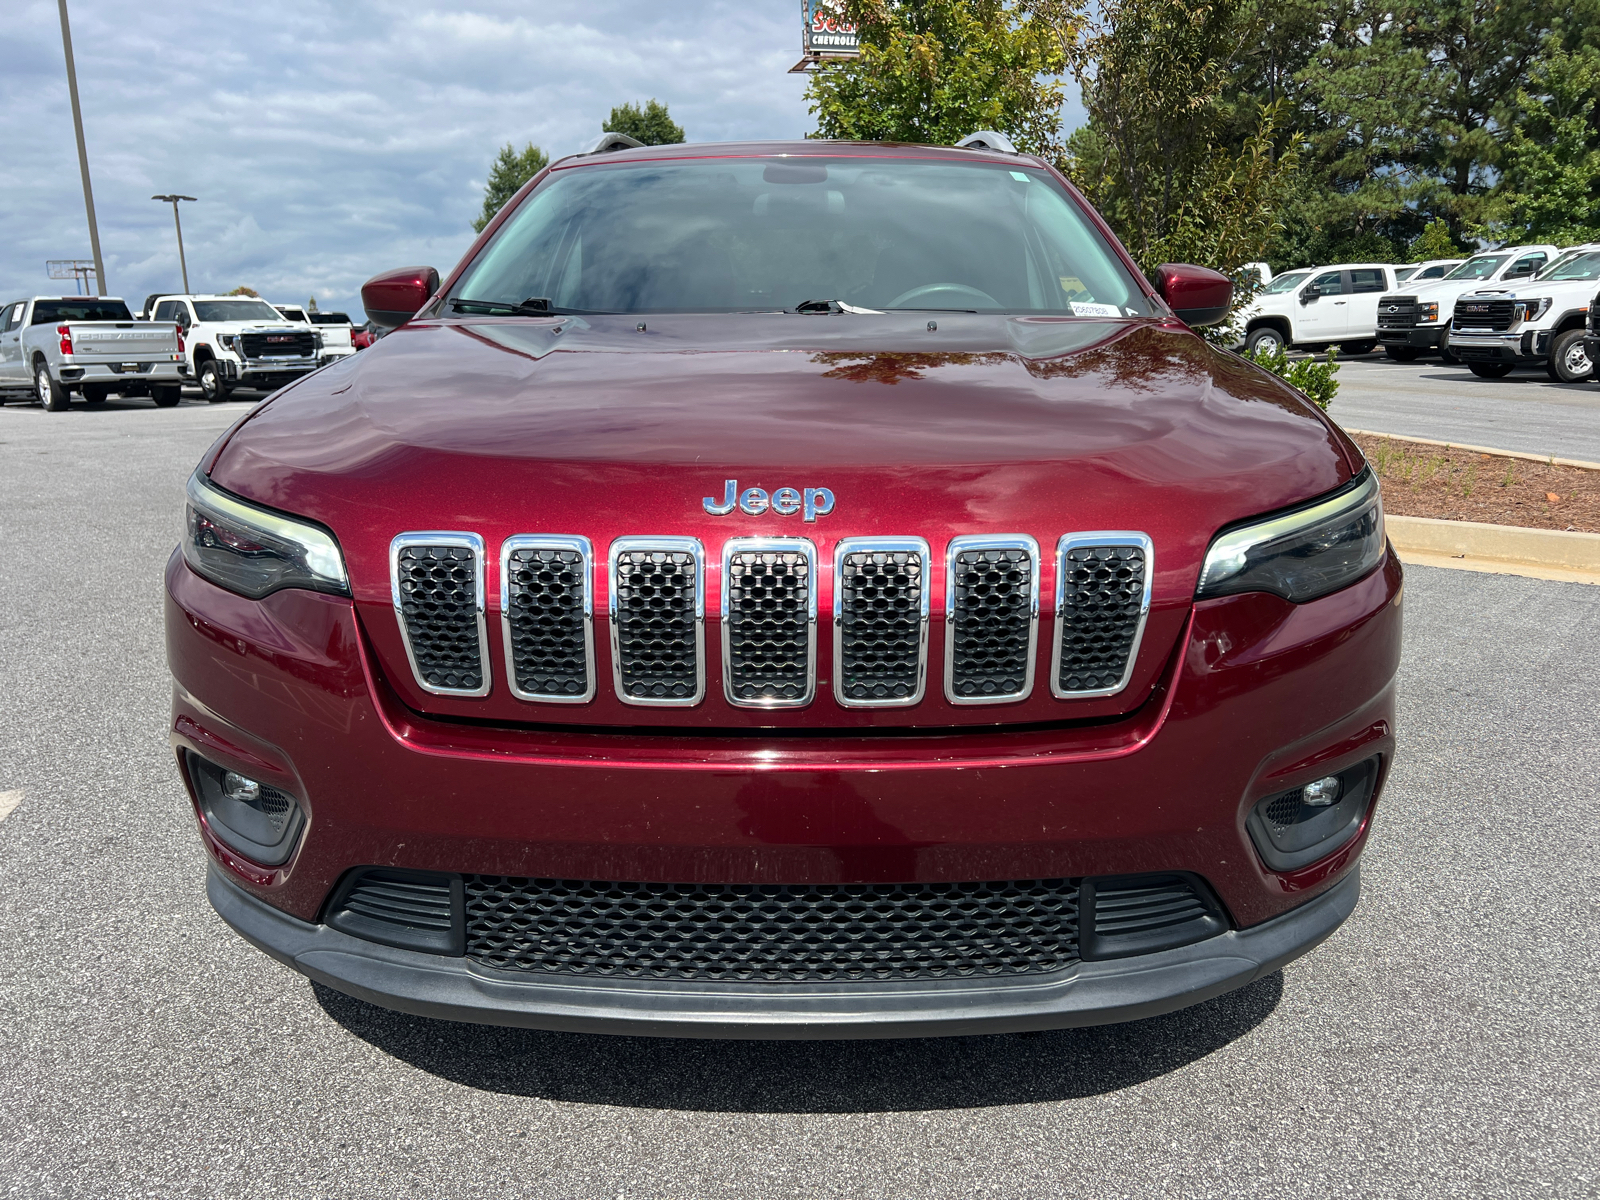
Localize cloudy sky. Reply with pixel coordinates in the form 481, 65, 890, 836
2, 1, 1082, 319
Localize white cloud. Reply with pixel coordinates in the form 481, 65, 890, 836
1, 1, 1082, 318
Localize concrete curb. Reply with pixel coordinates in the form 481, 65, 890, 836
1347, 429, 1600, 472
1387, 515, 1600, 585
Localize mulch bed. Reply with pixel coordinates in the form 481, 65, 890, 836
1351, 432, 1600, 534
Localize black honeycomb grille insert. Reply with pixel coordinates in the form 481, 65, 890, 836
505, 546, 589, 699
395, 544, 484, 692
949, 547, 1035, 699
463, 876, 1080, 981
725, 548, 812, 703
837, 548, 926, 703
613, 547, 700, 701
1057, 544, 1146, 694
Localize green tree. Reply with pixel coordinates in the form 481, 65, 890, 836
805, 0, 1081, 157
1409, 218, 1465, 261
226, 286, 259, 297
604, 99, 686, 146
473, 142, 550, 233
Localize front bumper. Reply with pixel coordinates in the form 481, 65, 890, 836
209, 863, 1360, 1038
1376, 325, 1444, 348
218, 355, 320, 388
1449, 329, 1548, 364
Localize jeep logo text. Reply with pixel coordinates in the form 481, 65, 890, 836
703, 479, 834, 522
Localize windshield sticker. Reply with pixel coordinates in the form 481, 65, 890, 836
1070, 301, 1122, 317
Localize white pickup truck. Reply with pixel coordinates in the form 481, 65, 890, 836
0, 296, 184, 410
1374, 244, 1557, 362
1236, 263, 1408, 355
1448, 245, 1600, 382
147, 294, 320, 401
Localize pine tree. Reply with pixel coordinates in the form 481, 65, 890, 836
473, 143, 550, 233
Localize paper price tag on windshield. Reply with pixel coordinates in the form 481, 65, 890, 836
1070, 301, 1122, 317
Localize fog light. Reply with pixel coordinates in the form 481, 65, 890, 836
223, 771, 261, 804
1301, 776, 1341, 807
186, 754, 304, 866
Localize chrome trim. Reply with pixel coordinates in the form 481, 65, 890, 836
721, 537, 818, 709
608, 536, 706, 707
499, 535, 595, 704
943, 534, 1040, 705
389, 532, 491, 699
1050, 532, 1153, 701
832, 536, 932, 709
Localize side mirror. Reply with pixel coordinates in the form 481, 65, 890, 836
1154, 263, 1233, 327
361, 265, 441, 330
1299, 282, 1320, 303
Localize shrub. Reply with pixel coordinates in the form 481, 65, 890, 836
1247, 344, 1339, 410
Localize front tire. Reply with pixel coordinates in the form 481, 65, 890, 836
1547, 329, 1594, 383
1245, 326, 1287, 356
151, 384, 181, 407
197, 359, 231, 403
1384, 346, 1420, 362
1468, 362, 1514, 379
35, 363, 70, 411
1438, 329, 1458, 364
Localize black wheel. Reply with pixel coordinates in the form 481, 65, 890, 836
1340, 340, 1377, 355
197, 358, 231, 402
1547, 329, 1594, 383
1384, 346, 1420, 362
81, 383, 110, 404
1468, 362, 1514, 379
35, 362, 70, 411
1438, 329, 1458, 364
152, 384, 181, 407
1245, 326, 1287, 355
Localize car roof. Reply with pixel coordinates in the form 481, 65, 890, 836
552, 138, 1041, 170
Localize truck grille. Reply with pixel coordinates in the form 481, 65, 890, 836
833, 538, 931, 707
722, 539, 816, 707
609, 538, 705, 706
501, 537, 594, 703
1452, 298, 1515, 332
1376, 296, 1416, 329
945, 536, 1039, 703
463, 874, 1080, 981
1053, 535, 1151, 697
239, 330, 316, 358
390, 534, 489, 696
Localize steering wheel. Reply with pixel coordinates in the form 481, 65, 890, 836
887, 283, 1001, 310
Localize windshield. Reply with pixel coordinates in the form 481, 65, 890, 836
1445, 255, 1506, 281
193, 299, 285, 322
1535, 250, 1600, 282
1260, 271, 1309, 295
310, 312, 351, 324
30, 299, 133, 324
452, 157, 1154, 316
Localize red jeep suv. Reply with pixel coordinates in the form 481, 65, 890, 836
166, 137, 1399, 1038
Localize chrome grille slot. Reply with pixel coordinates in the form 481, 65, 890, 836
390, 533, 489, 697
945, 535, 1039, 704
609, 538, 705, 706
501, 536, 594, 703
722, 538, 816, 708
1052, 533, 1152, 699
833, 537, 931, 707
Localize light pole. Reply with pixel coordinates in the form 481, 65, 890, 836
152, 195, 196, 293
57, 0, 105, 295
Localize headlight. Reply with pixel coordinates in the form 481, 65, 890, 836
1514, 298, 1551, 321
183, 470, 349, 599
1197, 471, 1384, 603
219, 335, 239, 354
1417, 302, 1439, 323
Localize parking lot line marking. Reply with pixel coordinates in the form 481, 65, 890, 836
0, 791, 22, 823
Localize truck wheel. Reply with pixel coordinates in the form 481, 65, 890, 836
1547, 329, 1594, 383
1468, 362, 1514, 379
1245, 327, 1286, 356
35, 363, 70, 411
1384, 346, 1420, 362
197, 359, 231, 402
81, 383, 110, 404
1340, 340, 1377, 355
1438, 329, 1458, 364
152, 384, 181, 407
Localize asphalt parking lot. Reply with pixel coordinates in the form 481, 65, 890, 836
1, 391, 1597, 1198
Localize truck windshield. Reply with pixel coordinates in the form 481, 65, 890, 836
193, 300, 285, 322
1535, 250, 1600, 282
31, 299, 133, 323
452, 156, 1154, 316
1260, 271, 1309, 295
1444, 256, 1506, 281
310, 312, 352, 324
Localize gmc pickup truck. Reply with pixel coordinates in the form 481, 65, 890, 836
147, 294, 320, 401
1448, 245, 1600, 381
0, 296, 184, 410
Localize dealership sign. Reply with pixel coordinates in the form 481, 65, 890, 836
803, 0, 859, 57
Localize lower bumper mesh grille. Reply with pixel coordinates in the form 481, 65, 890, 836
463, 875, 1081, 981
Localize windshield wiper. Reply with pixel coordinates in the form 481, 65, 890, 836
794, 299, 885, 314
451, 297, 614, 317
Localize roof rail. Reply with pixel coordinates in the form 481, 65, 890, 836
581, 132, 645, 156
955, 130, 1019, 155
